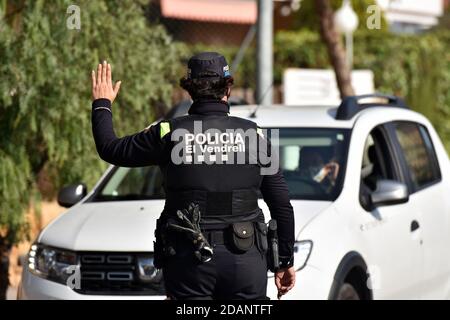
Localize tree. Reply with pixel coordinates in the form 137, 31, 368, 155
315, 0, 355, 97
292, 0, 387, 98
433, 2, 450, 30
0, 0, 181, 299
294, 0, 387, 32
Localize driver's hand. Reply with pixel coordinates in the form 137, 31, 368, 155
324, 162, 340, 180
275, 267, 296, 299
92, 60, 121, 103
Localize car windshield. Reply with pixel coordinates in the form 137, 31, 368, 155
275, 128, 350, 201
92, 128, 350, 202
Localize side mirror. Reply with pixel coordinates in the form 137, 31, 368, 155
57, 183, 87, 208
370, 180, 409, 208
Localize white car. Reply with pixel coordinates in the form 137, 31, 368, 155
19, 94, 450, 300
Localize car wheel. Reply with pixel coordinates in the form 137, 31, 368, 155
336, 283, 360, 300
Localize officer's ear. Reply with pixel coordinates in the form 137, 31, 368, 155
225, 76, 233, 99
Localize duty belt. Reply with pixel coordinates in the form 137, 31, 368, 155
164, 189, 259, 217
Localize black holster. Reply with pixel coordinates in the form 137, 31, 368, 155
255, 222, 269, 255
267, 220, 280, 272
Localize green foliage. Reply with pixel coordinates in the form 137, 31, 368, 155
274, 30, 328, 83
186, 1, 388, 88
0, 0, 181, 246
353, 31, 450, 152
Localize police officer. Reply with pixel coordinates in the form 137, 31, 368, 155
91, 53, 295, 300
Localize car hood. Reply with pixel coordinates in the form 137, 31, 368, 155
258, 199, 332, 239
38, 201, 165, 252
39, 199, 331, 252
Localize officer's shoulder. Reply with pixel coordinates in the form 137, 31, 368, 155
163, 115, 193, 128
146, 119, 177, 139
145, 117, 192, 139
227, 116, 259, 128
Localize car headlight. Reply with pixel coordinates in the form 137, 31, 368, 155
136, 255, 163, 283
28, 244, 78, 286
268, 240, 313, 277
293, 240, 313, 271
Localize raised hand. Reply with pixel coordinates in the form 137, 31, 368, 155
92, 60, 122, 103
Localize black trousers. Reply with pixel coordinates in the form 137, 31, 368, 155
163, 237, 268, 300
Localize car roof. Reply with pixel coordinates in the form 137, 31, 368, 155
228, 103, 425, 129
229, 104, 354, 128
162, 98, 426, 130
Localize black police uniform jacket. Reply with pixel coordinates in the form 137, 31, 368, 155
91, 98, 295, 266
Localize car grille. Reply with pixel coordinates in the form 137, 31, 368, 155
74, 252, 165, 295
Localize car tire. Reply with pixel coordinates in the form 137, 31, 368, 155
336, 283, 360, 300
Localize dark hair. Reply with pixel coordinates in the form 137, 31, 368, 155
180, 74, 234, 101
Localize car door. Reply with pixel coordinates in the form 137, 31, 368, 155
357, 124, 424, 299
390, 121, 450, 299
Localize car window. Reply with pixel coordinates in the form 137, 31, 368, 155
360, 126, 398, 209
96, 166, 165, 200
394, 122, 441, 191
361, 127, 397, 191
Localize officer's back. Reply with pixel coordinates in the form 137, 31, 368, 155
90, 53, 296, 300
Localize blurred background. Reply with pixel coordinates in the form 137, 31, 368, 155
0, 0, 449, 299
